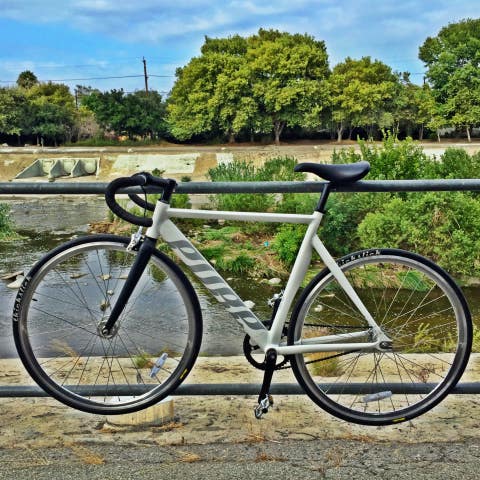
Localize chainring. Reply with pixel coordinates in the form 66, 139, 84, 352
242, 322, 290, 371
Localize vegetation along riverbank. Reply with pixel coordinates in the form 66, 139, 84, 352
83, 137, 480, 284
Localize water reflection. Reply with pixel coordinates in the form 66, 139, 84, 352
0, 197, 276, 358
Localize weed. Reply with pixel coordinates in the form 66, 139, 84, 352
303, 328, 344, 377
178, 451, 201, 463
66, 442, 105, 465
133, 352, 154, 369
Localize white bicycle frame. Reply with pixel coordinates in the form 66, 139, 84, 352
144, 202, 391, 356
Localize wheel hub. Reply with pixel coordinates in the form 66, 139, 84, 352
97, 320, 119, 339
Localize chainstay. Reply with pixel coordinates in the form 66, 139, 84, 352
276, 349, 361, 370
245, 322, 369, 371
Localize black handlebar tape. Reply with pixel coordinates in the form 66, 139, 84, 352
105, 175, 153, 227
128, 192, 156, 212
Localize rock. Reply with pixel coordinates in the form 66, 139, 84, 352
244, 300, 255, 309
1, 143, 8, 147
268, 277, 281, 285
1, 270, 24, 281
7, 275, 25, 289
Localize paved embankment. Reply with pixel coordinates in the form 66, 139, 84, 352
0, 438, 479, 479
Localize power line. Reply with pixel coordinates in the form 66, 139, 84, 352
0, 73, 173, 83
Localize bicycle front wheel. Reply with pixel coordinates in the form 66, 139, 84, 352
13, 234, 202, 415
288, 249, 471, 426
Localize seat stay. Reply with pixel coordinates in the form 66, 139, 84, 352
311, 235, 391, 344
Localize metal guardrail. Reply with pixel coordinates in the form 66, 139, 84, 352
1, 382, 480, 397
2, 178, 480, 195
0, 177, 479, 398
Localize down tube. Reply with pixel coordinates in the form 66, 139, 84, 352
159, 219, 270, 348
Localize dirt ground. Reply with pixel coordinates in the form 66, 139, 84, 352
1, 355, 480, 451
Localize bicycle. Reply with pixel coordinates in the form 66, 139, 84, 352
12, 161, 472, 426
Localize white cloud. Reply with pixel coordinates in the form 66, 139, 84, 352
0, 0, 478, 90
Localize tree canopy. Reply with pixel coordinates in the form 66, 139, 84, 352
1, 19, 480, 146
419, 18, 480, 140
167, 29, 330, 144
82, 89, 167, 139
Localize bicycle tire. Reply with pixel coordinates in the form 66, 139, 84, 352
288, 248, 471, 426
13, 234, 202, 415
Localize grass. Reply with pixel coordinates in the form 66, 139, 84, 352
195, 224, 286, 278
303, 327, 344, 377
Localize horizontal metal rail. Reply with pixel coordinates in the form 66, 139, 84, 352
0, 382, 479, 398
1, 177, 480, 398
1, 178, 480, 195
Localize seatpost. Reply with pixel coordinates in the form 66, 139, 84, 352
316, 182, 332, 213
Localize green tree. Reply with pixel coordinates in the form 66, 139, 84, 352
0, 87, 29, 143
327, 57, 400, 141
124, 91, 167, 139
83, 89, 167, 139
419, 18, 480, 141
167, 35, 255, 142
31, 103, 74, 146
246, 29, 330, 144
26, 81, 76, 145
16, 70, 38, 89
167, 29, 330, 144
412, 83, 437, 140
82, 89, 127, 135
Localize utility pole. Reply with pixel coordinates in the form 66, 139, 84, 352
143, 57, 149, 95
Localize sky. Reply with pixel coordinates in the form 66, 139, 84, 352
0, 0, 478, 96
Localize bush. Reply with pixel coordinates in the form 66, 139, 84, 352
332, 134, 436, 180
435, 148, 480, 179
208, 156, 304, 212
320, 192, 388, 256
0, 203, 16, 240
272, 224, 307, 267
358, 192, 480, 275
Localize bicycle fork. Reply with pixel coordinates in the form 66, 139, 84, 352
100, 234, 155, 337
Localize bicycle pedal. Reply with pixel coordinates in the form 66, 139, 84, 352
254, 395, 271, 419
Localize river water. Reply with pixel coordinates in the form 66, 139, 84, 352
1, 196, 479, 359
0, 196, 276, 358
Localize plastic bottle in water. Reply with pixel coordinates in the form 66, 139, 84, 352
362, 391, 393, 403
149, 352, 169, 378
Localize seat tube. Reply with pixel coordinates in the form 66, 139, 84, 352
267, 211, 323, 345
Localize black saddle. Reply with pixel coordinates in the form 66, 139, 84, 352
294, 161, 370, 184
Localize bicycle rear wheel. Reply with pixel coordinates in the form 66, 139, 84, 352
13, 234, 202, 415
288, 249, 471, 426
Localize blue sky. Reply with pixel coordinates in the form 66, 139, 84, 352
0, 0, 478, 96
